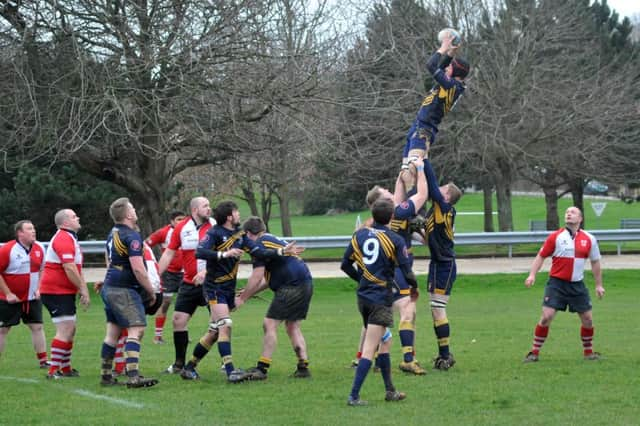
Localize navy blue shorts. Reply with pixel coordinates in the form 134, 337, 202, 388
101, 286, 146, 328
358, 297, 393, 328
204, 282, 236, 311
404, 124, 436, 156
428, 260, 457, 296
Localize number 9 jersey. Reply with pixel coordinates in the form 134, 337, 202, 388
341, 223, 413, 306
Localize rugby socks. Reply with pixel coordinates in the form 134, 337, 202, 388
434, 318, 450, 358
531, 324, 549, 356
37, 351, 48, 367
399, 320, 415, 363
377, 353, 394, 392
257, 356, 271, 374
48, 339, 66, 375
124, 337, 141, 377
101, 343, 116, 380
57, 339, 74, 374
186, 337, 214, 368
218, 338, 235, 375
173, 330, 189, 368
114, 329, 128, 374
581, 326, 594, 356
155, 315, 166, 340
350, 358, 372, 400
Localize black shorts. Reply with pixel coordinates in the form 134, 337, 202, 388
543, 277, 592, 313
266, 282, 313, 321
174, 282, 207, 316
358, 297, 393, 328
101, 286, 147, 328
162, 271, 183, 294
0, 299, 44, 327
41, 294, 77, 321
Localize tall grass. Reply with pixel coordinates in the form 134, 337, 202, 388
1, 271, 638, 425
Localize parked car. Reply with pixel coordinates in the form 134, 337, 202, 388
584, 180, 608, 196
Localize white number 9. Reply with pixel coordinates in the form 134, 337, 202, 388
362, 238, 379, 265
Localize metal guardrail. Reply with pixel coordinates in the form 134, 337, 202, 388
48, 229, 640, 258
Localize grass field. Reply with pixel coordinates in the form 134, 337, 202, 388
1, 271, 639, 425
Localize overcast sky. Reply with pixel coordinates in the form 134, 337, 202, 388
605, 0, 640, 20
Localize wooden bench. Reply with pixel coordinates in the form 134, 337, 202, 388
620, 218, 640, 229
529, 220, 547, 231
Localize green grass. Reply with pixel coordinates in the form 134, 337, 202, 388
2, 271, 639, 425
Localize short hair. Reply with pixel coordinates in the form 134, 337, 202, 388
109, 197, 132, 223
371, 198, 394, 225
190, 197, 206, 211
451, 57, 470, 79
242, 216, 266, 235
169, 210, 185, 221
54, 209, 70, 227
214, 201, 238, 225
366, 185, 383, 207
14, 220, 32, 236
447, 183, 463, 205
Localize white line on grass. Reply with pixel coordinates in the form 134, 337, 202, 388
73, 389, 146, 409
0, 375, 146, 409
0, 375, 40, 384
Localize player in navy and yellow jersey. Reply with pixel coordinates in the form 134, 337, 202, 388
356, 158, 428, 375
422, 158, 463, 370
99, 198, 158, 388
341, 198, 417, 406
236, 217, 313, 380
179, 201, 301, 382
401, 31, 470, 195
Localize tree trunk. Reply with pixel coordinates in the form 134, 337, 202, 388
241, 181, 260, 217
278, 189, 292, 237
568, 178, 586, 228
542, 186, 560, 230
482, 184, 494, 232
494, 181, 513, 231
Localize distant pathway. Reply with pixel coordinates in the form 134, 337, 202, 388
83, 254, 640, 282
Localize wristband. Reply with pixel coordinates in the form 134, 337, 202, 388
278, 248, 284, 256
416, 165, 424, 172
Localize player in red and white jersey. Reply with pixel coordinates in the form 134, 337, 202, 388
0, 220, 49, 368
39, 209, 90, 379
157, 197, 214, 374
523, 206, 605, 363
146, 210, 185, 344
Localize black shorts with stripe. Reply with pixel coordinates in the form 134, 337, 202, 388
266, 282, 313, 321
161, 271, 183, 294
0, 299, 44, 327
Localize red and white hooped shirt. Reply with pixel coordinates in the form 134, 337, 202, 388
0, 240, 45, 301
167, 217, 214, 284
39, 229, 84, 295
539, 228, 601, 282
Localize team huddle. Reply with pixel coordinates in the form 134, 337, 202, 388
0, 30, 605, 405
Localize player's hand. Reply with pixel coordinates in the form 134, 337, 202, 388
79, 287, 90, 309
5, 292, 19, 304
284, 241, 305, 256
410, 287, 419, 301
148, 292, 156, 306
595, 285, 605, 299
224, 248, 244, 258
93, 281, 104, 293
524, 275, 535, 288
194, 270, 206, 286
234, 296, 244, 309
